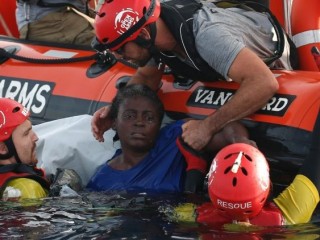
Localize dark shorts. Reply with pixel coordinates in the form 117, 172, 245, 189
20, 7, 95, 46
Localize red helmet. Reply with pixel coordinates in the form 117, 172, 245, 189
95, 0, 161, 51
0, 98, 30, 141
208, 143, 270, 221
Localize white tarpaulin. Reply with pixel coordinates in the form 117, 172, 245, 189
34, 115, 120, 186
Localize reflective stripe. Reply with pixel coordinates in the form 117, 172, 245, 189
292, 30, 320, 48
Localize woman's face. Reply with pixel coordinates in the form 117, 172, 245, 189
114, 96, 161, 152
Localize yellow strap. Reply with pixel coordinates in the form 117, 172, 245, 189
274, 174, 320, 224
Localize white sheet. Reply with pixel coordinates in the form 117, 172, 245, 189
34, 115, 120, 186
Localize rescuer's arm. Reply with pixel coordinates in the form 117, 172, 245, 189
128, 64, 165, 91
181, 47, 279, 150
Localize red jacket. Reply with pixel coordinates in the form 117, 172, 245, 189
0, 164, 50, 192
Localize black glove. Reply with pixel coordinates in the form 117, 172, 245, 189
184, 170, 206, 193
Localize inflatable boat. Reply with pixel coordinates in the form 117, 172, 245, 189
0, 0, 319, 185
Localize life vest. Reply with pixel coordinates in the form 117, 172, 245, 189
197, 202, 285, 226
158, 0, 285, 81
0, 164, 50, 193
159, 0, 223, 81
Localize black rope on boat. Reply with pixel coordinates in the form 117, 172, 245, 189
0, 47, 139, 69
0, 47, 99, 64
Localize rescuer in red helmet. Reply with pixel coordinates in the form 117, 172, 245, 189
170, 138, 320, 226
91, 0, 298, 153
207, 143, 271, 223
0, 98, 50, 200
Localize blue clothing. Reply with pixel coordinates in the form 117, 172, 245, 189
86, 120, 186, 193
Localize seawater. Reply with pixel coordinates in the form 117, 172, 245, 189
1, 191, 320, 240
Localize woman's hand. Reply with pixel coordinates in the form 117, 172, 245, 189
91, 106, 112, 142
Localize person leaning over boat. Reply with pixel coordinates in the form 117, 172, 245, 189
86, 84, 256, 193
0, 98, 50, 201
91, 0, 298, 151
16, 0, 95, 46
169, 121, 320, 226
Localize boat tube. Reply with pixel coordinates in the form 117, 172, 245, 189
0, 0, 319, 187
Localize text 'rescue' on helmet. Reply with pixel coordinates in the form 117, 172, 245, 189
94, 0, 161, 51
208, 143, 270, 221
0, 98, 30, 141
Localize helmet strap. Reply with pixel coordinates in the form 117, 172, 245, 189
147, 22, 161, 57
0, 136, 21, 163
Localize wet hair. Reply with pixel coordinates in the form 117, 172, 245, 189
109, 84, 165, 122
